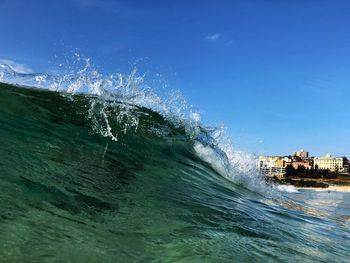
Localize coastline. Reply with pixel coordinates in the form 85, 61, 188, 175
273, 176, 350, 192
296, 185, 350, 192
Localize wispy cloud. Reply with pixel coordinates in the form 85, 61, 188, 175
0, 59, 33, 74
205, 33, 221, 41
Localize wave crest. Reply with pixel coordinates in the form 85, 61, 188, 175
0, 59, 285, 194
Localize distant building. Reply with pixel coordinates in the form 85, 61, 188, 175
258, 156, 291, 168
275, 156, 292, 168
294, 149, 309, 158
258, 151, 349, 177
313, 154, 344, 172
342, 158, 350, 174
292, 159, 312, 170
257, 156, 289, 178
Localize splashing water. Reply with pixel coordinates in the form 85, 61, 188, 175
0, 59, 265, 190
1, 60, 349, 262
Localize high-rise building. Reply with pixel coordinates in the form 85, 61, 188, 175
294, 149, 309, 158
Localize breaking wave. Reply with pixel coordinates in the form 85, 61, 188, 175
0, 60, 269, 194
1, 60, 349, 262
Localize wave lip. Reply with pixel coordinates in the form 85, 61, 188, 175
0, 61, 300, 195
0, 61, 267, 192
1, 66, 350, 262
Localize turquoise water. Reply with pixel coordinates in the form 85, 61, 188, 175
0, 68, 349, 262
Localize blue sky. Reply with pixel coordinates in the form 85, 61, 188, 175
1, 0, 349, 157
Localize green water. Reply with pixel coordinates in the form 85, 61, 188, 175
0, 83, 349, 262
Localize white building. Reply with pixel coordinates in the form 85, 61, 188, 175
257, 156, 286, 178
313, 154, 344, 172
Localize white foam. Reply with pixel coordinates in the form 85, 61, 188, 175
276, 185, 299, 193
193, 141, 270, 194
0, 58, 202, 141
0, 58, 294, 195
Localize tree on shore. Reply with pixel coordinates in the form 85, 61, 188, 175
285, 164, 296, 177
297, 165, 306, 173
284, 164, 335, 179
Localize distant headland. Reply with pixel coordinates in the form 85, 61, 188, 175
258, 149, 350, 190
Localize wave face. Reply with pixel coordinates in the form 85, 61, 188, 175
1, 66, 350, 262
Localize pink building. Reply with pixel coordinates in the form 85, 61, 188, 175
292, 160, 312, 170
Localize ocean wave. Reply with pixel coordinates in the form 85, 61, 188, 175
1, 61, 349, 262
0, 59, 299, 197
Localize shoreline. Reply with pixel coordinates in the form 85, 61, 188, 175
272, 176, 350, 192
296, 185, 350, 192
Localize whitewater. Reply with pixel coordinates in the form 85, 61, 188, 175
0, 62, 349, 262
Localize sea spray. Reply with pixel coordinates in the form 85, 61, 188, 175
1, 69, 349, 262
0, 59, 283, 196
